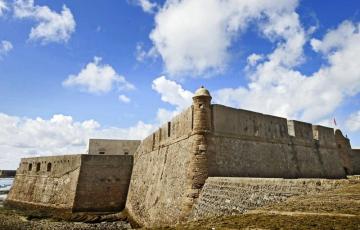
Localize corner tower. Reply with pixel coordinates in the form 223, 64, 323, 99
183, 86, 212, 217
192, 86, 212, 133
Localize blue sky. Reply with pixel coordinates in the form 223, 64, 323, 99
0, 0, 360, 169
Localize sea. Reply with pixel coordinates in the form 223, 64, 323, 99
0, 178, 13, 202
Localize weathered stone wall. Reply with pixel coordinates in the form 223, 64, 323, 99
0, 170, 16, 178
88, 139, 140, 155
352, 149, 360, 174
73, 155, 133, 212
210, 105, 346, 179
125, 107, 196, 227
191, 177, 350, 220
6, 155, 82, 210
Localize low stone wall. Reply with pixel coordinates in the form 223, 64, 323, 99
0, 170, 16, 178
190, 177, 350, 220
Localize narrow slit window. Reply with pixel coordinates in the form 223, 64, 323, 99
28, 163, 32, 171
99, 151, 105, 155
168, 122, 171, 137
47, 163, 52, 172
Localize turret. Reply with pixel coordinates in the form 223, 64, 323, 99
192, 86, 212, 133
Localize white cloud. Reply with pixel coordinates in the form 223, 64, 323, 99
247, 53, 264, 67
0, 40, 13, 58
214, 20, 360, 122
13, 0, 76, 44
346, 111, 360, 132
135, 0, 157, 13
149, 0, 299, 76
119, 94, 131, 103
152, 76, 193, 123
63, 57, 135, 94
0, 0, 8, 16
152, 76, 193, 109
0, 113, 156, 169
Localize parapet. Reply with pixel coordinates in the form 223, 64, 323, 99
88, 139, 140, 155
312, 125, 336, 147
287, 120, 313, 141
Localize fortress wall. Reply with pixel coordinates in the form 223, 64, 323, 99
352, 149, 360, 174
125, 107, 195, 226
6, 155, 82, 210
191, 177, 349, 220
88, 139, 140, 155
210, 105, 346, 178
73, 155, 133, 212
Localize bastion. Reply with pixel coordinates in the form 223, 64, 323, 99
125, 86, 355, 227
6, 154, 133, 212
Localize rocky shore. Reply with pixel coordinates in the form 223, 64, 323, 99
0, 201, 133, 230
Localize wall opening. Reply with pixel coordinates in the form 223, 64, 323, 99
168, 122, 171, 137
99, 151, 105, 154
47, 162, 52, 172
124, 151, 129, 155
28, 163, 32, 171
344, 167, 349, 175
36, 163, 41, 172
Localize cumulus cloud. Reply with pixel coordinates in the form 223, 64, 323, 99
0, 113, 155, 169
149, 0, 299, 76
13, 0, 76, 44
346, 111, 360, 132
0, 0, 8, 16
152, 76, 193, 123
119, 94, 131, 103
0, 40, 13, 58
63, 57, 135, 94
214, 20, 360, 123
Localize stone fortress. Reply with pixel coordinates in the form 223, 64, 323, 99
6, 86, 360, 227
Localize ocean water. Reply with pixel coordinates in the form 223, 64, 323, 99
0, 178, 13, 201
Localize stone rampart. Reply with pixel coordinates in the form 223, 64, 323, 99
209, 104, 346, 179
125, 88, 348, 227
6, 154, 133, 212
190, 177, 350, 220
125, 107, 196, 226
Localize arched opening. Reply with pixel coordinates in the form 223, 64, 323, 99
28, 163, 32, 171
36, 163, 41, 172
47, 162, 52, 172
